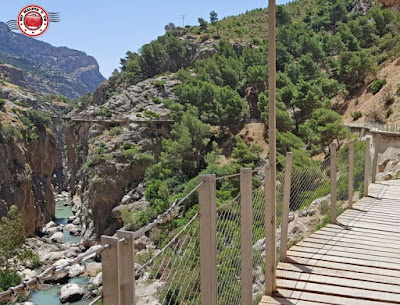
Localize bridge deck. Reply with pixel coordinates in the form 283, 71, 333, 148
260, 180, 400, 305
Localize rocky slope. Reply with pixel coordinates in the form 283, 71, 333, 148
0, 70, 65, 236
0, 22, 105, 98
66, 74, 178, 241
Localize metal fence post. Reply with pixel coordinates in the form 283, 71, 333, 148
117, 230, 135, 305
330, 143, 337, 224
372, 135, 381, 183
101, 236, 120, 305
364, 138, 371, 197
265, 163, 276, 295
280, 152, 293, 263
240, 168, 252, 305
198, 175, 217, 305
348, 140, 354, 209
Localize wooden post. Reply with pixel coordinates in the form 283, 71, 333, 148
364, 138, 371, 197
198, 175, 217, 305
348, 140, 355, 209
101, 236, 120, 305
280, 152, 293, 263
372, 135, 381, 183
266, 0, 277, 296
117, 230, 135, 305
265, 163, 276, 295
240, 168, 252, 305
330, 143, 337, 224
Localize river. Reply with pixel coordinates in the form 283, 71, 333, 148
29, 196, 91, 305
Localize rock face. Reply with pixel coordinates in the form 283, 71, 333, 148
0, 22, 105, 98
66, 74, 178, 240
0, 85, 64, 236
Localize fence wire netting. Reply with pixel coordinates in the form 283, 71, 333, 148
216, 196, 241, 305
138, 215, 201, 305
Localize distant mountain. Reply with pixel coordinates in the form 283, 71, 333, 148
0, 22, 105, 98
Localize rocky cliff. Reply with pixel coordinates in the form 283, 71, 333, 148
0, 74, 65, 236
66, 74, 179, 241
0, 22, 105, 98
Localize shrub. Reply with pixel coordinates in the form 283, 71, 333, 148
351, 111, 362, 121
0, 124, 23, 143
123, 146, 154, 165
24, 110, 51, 130
152, 97, 161, 104
369, 110, 384, 124
153, 80, 166, 88
144, 110, 160, 118
136, 113, 142, 117
109, 126, 121, 136
383, 91, 395, 107
0, 99, 5, 109
201, 35, 210, 42
371, 79, 387, 95
386, 108, 393, 118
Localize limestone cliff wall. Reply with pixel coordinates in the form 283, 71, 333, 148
0, 130, 59, 236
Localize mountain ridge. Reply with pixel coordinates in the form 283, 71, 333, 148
0, 22, 105, 98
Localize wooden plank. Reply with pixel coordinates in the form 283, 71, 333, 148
301, 236, 400, 256
277, 279, 400, 303
290, 244, 400, 265
286, 256, 400, 278
260, 296, 331, 305
276, 288, 398, 305
280, 152, 293, 262
278, 262, 400, 286
296, 240, 400, 260
287, 249, 400, 271
322, 224, 400, 240
305, 232, 400, 253
277, 269, 400, 294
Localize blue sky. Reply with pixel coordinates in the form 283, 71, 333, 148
0, 0, 289, 78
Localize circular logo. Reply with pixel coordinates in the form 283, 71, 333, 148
17, 5, 49, 37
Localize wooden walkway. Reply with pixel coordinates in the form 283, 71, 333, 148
261, 180, 400, 305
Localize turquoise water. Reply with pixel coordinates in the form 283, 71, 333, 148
30, 277, 90, 305
54, 199, 81, 244
30, 197, 89, 304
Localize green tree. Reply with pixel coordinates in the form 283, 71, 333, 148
339, 50, 376, 92
0, 206, 34, 270
210, 11, 218, 25
276, 5, 291, 26
198, 18, 208, 30
231, 136, 261, 167
300, 108, 349, 149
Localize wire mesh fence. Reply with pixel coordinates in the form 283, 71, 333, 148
216, 196, 241, 305
138, 215, 201, 305
252, 189, 266, 304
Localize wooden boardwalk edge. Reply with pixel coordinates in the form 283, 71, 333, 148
259, 181, 400, 305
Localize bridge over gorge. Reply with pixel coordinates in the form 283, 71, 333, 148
1, 133, 400, 304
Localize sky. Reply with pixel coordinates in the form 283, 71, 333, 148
0, 0, 289, 78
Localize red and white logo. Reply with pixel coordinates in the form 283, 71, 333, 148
6, 5, 60, 37
18, 5, 49, 37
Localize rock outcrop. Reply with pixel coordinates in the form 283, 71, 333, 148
0, 22, 105, 98
0, 84, 64, 235
66, 74, 179, 240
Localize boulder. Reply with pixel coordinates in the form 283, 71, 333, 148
85, 262, 102, 277
45, 227, 61, 236
67, 264, 85, 277
45, 221, 57, 229
59, 283, 85, 303
90, 272, 102, 287
64, 224, 78, 231
50, 232, 66, 243
121, 194, 132, 205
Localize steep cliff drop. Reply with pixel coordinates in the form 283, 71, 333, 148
0, 66, 65, 236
